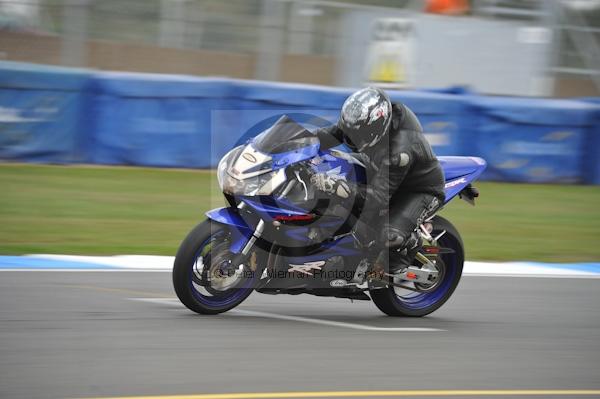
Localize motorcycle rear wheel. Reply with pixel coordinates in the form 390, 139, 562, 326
370, 216, 464, 317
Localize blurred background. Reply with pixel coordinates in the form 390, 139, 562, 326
0, 0, 599, 260
1, 0, 600, 96
2, 4, 600, 399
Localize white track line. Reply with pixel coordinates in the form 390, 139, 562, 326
3, 270, 600, 279
130, 297, 444, 332
0, 269, 169, 272
2, 255, 598, 278
27, 254, 173, 270
232, 309, 444, 332
464, 273, 600, 279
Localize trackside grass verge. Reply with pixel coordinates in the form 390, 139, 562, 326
1, 164, 599, 262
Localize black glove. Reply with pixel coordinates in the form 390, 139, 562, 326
309, 172, 352, 199
329, 149, 373, 170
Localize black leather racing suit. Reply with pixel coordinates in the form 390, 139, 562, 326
315, 103, 445, 266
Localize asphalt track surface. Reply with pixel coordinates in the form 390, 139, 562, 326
1, 271, 599, 399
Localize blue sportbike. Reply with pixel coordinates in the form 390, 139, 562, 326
173, 116, 486, 317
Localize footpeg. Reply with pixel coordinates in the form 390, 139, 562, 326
352, 259, 370, 284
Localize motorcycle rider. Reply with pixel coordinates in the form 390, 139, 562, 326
311, 87, 445, 275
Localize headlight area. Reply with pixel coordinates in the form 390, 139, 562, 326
217, 146, 242, 190
217, 144, 287, 197
220, 168, 286, 196
217, 146, 286, 196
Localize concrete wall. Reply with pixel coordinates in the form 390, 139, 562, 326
0, 32, 336, 85
2, 30, 598, 97
87, 40, 257, 78
0, 32, 62, 66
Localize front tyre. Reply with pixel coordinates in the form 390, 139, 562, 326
370, 216, 464, 317
173, 219, 259, 315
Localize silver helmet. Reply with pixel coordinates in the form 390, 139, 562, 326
338, 87, 392, 151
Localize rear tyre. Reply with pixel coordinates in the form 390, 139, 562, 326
370, 216, 464, 317
173, 219, 259, 315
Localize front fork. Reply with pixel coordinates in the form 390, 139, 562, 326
206, 207, 266, 267
229, 218, 265, 271
239, 219, 265, 256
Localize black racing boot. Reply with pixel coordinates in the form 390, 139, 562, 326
388, 232, 422, 275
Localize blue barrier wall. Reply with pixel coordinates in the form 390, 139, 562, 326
85, 73, 239, 168
0, 62, 599, 184
579, 98, 600, 185
467, 96, 598, 183
388, 90, 470, 157
0, 62, 91, 163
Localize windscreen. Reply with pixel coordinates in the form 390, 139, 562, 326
252, 115, 319, 154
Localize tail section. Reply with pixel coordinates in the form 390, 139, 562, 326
439, 156, 487, 202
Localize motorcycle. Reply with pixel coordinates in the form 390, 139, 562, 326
173, 115, 486, 317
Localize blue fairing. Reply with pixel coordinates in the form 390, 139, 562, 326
242, 197, 310, 220
440, 156, 487, 202
440, 156, 487, 180
285, 235, 362, 264
205, 207, 253, 254
269, 143, 320, 169
311, 144, 367, 184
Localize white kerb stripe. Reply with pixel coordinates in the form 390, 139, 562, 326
129, 298, 444, 332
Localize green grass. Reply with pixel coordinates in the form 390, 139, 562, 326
1, 164, 599, 262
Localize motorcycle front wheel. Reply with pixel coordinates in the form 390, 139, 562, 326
173, 219, 260, 314
370, 216, 464, 317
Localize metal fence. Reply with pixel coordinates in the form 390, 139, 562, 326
0, 0, 599, 96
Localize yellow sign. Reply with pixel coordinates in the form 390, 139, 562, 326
366, 18, 415, 87
369, 58, 405, 83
